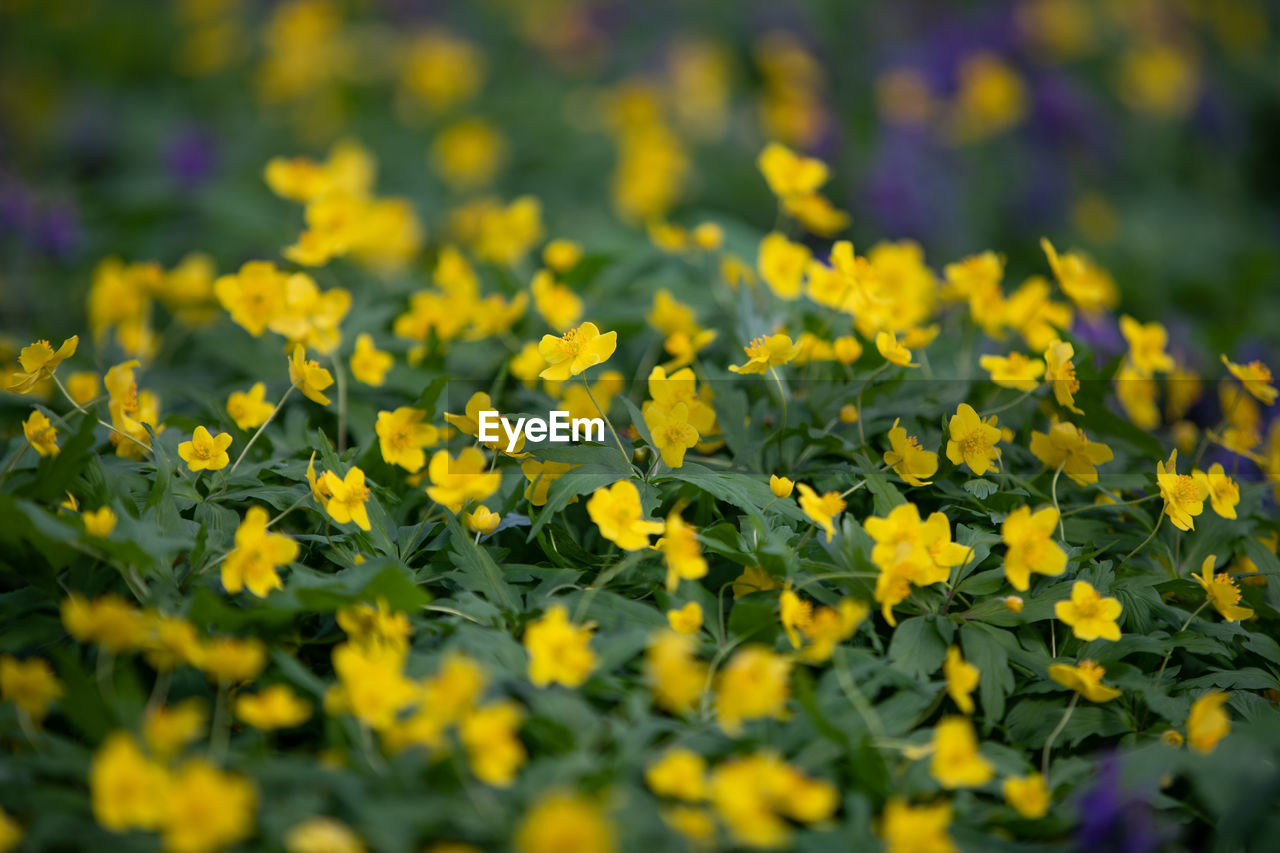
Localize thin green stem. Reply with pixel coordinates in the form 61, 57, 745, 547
982, 387, 1035, 418
1117, 513, 1164, 573
1051, 460, 1066, 540
1041, 692, 1079, 781
582, 375, 630, 467
332, 356, 348, 454
1154, 600, 1211, 684
228, 383, 295, 475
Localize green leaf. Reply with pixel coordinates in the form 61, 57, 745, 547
448, 516, 518, 613
887, 616, 947, 680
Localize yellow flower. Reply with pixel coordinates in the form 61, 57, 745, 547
1048, 659, 1121, 702
61, 594, 147, 654
779, 588, 866, 663
757, 141, 828, 199
530, 269, 584, 333
143, 700, 206, 758
376, 407, 437, 473
285, 818, 366, 853
865, 503, 970, 625
645, 630, 707, 714
178, 426, 233, 472
427, 448, 502, 513
729, 333, 797, 374
644, 402, 699, 468
757, 232, 811, 299
1157, 450, 1208, 531
586, 480, 664, 551
221, 506, 298, 597
646, 748, 707, 801
337, 599, 412, 652
104, 359, 161, 458
350, 333, 393, 386
881, 798, 956, 853
1194, 463, 1238, 519
667, 602, 703, 635
944, 646, 979, 715
1054, 581, 1122, 641
1040, 237, 1118, 314
709, 752, 837, 848
1029, 421, 1114, 485
875, 331, 917, 367
66, 370, 100, 406
840, 404, 860, 423
1001, 507, 1067, 591
520, 458, 577, 507
83, 506, 118, 538
980, 352, 1044, 391
326, 642, 415, 730
1221, 354, 1277, 405
464, 505, 501, 535
514, 791, 615, 853
660, 510, 708, 592
195, 637, 267, 684
715, 645, 791, 735
90, 732, 169, 832
931, 717, 994, 789
834, 335, 863, 364
1120, 315, 1174, 376
1115, 361, 1160, 429
1005, 595, 1025, 613
7, 335, 78, 392
691, 222, 724, 251
884, 419, 939, 487
1003, 773, 1050, 819
770, 475, 795, 498
525, 604, 596, 689
795, 483, 846, 542
141, 615, 201, 672
431, 117, 505, 191
543, 239, 583, 273
1187, 692, 1231, 755
783, 193, 850, 236
214, 261, 289, 337
320, 467, 372, 531
289, 345, 335, 406
226, 383, 275, 430
22, 410, 59, 457
459, 700, 527, 787
1194, 556, 1254, 622
538, 322, 618, 381
946, 403, 1002, 475
160, 759, 257, 853
235, 684, 312, 730
1043, 340, 1083, 413
0, 655, 62, 722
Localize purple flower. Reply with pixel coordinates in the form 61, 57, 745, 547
1074, 755, 1168, 853
166, 126, 217, 188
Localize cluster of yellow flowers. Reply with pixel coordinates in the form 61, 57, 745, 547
5, 125, 1280, 853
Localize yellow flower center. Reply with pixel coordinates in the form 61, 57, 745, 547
1077, 660, 1105, 681
1210, 573, 1242, 606
191, 441, 214, 460
1171, 475, 1200, 503
743, 337, 768, 360
558, 327, 586, 358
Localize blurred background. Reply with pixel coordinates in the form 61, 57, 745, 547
2, 0, 1279, 350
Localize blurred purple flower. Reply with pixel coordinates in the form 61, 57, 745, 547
1074, 755, 1168, 853
1073, 311, 1124, 367
34, 202, 81, 259
860, 128, 958, 246
167, 126, 217, 188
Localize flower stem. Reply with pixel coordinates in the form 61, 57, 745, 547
1041, 692, 1079, 781
982, 386, 1035, 418
1154, 600, 1211, 684
1117, 513, 1164, 573
1051, 460, 1066, 540
332, 355, 348, 454
228, 383, 295, 476
581, 375, 630, 467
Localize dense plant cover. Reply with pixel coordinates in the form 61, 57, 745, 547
3, 2, 1280, 853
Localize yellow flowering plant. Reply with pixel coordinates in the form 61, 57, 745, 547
1, 15, 1277, 851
